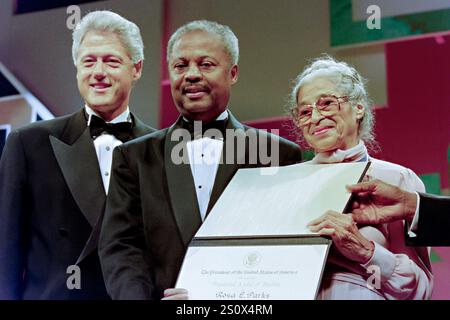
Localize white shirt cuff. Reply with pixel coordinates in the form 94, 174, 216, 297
361, 242, 396, 282
407, 192, 421, 237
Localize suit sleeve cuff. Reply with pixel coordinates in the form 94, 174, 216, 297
360, 242, 396, 282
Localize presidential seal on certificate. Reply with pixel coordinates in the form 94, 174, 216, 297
176, 162, 371, 300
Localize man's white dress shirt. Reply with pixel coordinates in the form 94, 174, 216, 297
186, 110, 228, 221
85, 105, 131, 194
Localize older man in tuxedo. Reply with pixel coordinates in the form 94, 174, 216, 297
0, 11, 154, 299
99, 20, 302, 300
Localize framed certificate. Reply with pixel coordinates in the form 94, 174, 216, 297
176, 162, 370, 300
176, 236, 331, 300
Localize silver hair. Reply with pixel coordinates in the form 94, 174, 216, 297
72, 10, 144, 65
167, 20, 239, 65
288, 54, 375, 147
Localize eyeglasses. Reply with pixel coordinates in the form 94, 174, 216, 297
294, 95, 350, 125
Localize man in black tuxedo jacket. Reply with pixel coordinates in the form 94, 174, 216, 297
0, 11, 154, 299
348, 180, 450, 246
99, 20, 302, 300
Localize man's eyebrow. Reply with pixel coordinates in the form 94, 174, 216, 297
79, 54, 97, 61
104, 55, 123, 61
198, 56, 219, 63
171, 57, 187, 63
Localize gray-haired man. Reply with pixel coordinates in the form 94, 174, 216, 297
0, 11, 154, 299
99, 20, 302, 300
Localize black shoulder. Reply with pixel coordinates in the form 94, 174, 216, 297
120, 127, 169, 150
131, 114, 157, 137
10, 113, 77, 142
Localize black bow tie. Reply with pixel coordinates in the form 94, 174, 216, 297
181, 118, 228, 139
88, 115, 133, 142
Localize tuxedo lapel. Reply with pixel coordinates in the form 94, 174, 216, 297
163, 113, 250, 244
164, 122, 202, 247
73, 112, 152, 264
206, 112, 246, 214
50, 111, 106, 228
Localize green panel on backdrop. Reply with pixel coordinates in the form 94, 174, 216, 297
419, 173, 441, 195
448, 145, 450, 162
430, 249, 442, 263
301, 150, 315, 161
329, 0, 450, 47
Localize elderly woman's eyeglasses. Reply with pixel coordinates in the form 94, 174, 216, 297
294, 95, 349, 125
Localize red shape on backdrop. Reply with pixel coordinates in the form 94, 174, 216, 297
159, 79, 180, 128
377, 34, 450, 189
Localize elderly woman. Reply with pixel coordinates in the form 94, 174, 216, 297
289, 56, 433, 300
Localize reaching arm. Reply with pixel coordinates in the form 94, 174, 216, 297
347, 179, 418, 225
348, 179, 450, 246
412, 193, 450, 246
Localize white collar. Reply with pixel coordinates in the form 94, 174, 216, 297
85, 105, 131, 124
215, 109, 228, 121
311, 141, 369, 164
182, 109, 229, 122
